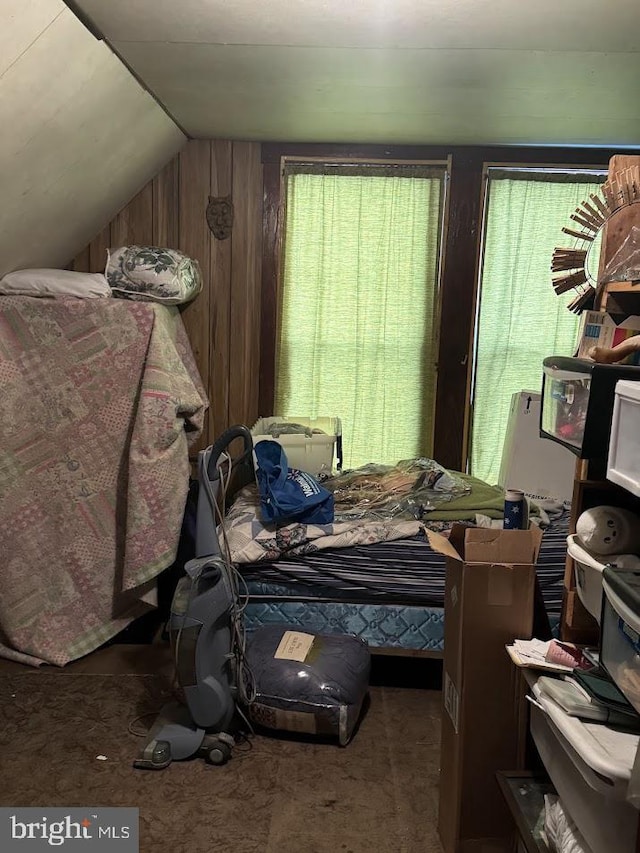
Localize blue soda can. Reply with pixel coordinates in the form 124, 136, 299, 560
504, 488, 529, 529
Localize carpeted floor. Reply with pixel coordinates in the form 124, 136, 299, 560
0, 646, 444, 853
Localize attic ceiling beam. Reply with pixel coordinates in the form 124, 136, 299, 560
60, 0, 104, 41
60, 0, 190, 138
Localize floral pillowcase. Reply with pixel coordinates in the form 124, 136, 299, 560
105, 246, 203, 305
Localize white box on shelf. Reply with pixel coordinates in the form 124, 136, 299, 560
607, 379, 640, 497
251, 416, 342, 476
498, 391, 576, 502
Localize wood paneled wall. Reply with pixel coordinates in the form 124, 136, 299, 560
73, 139, 263, 451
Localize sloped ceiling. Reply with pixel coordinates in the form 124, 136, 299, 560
72, 0, 640, 146
0, 0, 185, 277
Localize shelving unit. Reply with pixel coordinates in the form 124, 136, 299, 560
596, 280, 640, 314
560, 270, 640, 642
561, 461, 640, 645
496, 772, 555, 853
511, 155, 640, 853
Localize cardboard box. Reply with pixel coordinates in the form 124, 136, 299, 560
433, 524, 543, 853
577, 311, 640, 364
498, 390, 576, 503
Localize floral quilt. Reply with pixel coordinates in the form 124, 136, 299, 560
0, 296, 207, 665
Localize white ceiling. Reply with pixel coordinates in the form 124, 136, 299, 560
72, 0, 640, 146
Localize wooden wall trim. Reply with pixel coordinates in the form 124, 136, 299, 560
209, 140, 233, 438
260, 143, 640, 471
178, 141, 212, 449
434, 149, 485, 470
259, 161, 283, 416
229, 142, 263, 428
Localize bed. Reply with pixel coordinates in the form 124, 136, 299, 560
0, 295, 207, 666
215, 443, 569, 656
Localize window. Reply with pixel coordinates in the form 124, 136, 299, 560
470, 168, 606, 485
275, 161, 447, 469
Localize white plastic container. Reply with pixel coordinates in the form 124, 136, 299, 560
566, 534, 607, 623
601, 568, 640, 715
566, 535, 640, 624
529, 700, 638, 853
251, 416, 342, 476
607, 379, 640, 497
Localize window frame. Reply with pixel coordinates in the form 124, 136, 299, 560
261, 144, 634, 472
274, 159, 450, 465
467, 163, 608, 479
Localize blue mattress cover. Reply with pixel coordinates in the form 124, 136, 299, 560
244, 598, 446, 653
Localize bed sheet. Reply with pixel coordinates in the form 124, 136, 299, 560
0, 296, 207, 665
221, 469, 525, 565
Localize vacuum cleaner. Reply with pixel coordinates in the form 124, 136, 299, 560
134, 425, 256, 770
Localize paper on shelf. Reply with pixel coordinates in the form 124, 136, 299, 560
507, 639, 574, 673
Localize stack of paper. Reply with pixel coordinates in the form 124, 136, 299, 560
507, 639, 574, 672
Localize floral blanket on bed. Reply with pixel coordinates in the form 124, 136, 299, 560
0, 297, 207, 665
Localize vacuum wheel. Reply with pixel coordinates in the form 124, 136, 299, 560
205, 741, 232, 766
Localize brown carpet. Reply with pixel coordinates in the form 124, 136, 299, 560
0, 647, 444, 853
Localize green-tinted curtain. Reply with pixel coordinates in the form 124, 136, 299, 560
471, 175, 603, 485
276, 171, 444, 469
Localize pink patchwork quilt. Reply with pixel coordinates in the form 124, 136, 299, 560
0, 297, 208, 665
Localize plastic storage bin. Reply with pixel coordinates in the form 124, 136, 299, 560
529, 696, 638, 853
566, 534, 607, 623
251, 416, 342, 476
540, 356, 640, 459
607, 379, 640, 497
602, 567, 640, 715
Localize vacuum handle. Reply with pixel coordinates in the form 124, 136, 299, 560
205, 424, 254, 480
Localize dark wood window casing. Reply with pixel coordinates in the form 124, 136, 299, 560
261, 143, 633, 472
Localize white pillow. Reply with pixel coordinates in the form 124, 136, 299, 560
0, 269, 112, 298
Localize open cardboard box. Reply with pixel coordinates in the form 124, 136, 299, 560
430, 524, 543, 853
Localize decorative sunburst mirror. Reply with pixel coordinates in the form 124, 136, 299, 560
552, 165, 640, 313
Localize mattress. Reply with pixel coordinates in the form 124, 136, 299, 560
241, 511, 569, 613
241, 512, 569, 652
243, 595, 446, 653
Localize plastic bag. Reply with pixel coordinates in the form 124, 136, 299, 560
600, 225, 640, 285
323, 458, 471, 521
254, 440, 334, 525
245, 625, 371, 745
